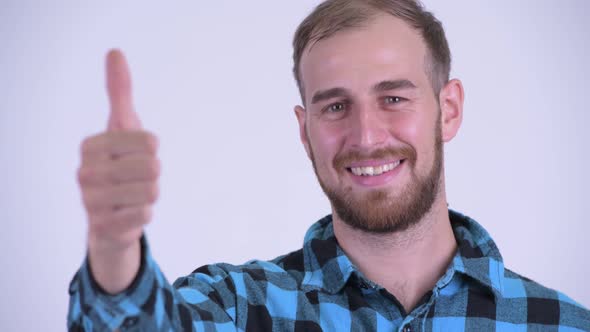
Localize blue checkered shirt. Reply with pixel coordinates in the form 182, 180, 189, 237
68, 210, 590, 331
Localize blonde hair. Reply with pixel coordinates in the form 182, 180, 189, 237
293, 0, 451, 103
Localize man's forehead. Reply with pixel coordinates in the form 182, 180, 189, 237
299, 15, 428, 101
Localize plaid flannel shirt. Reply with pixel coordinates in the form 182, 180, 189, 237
68, 210, 590, 331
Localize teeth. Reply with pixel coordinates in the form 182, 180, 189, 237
350, 160, 401, 176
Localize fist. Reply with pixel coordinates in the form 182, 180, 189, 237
78, 50, 160, 251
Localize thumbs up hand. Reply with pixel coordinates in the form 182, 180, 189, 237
77, 50, 160, 293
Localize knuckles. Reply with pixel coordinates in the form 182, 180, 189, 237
143, 132, 159, 154
80, 134, 100, 156
133, 206, 153, 224
81, 189, 101, 213
102, 131, 158, 154
80, 182, 159, 214
88, 206, 153, 237
79, 130, 160, 233
144, 158, 161, 181
78, 136, 161, 187
80, 130, 159, 160
79, 157, 161, 186
77, 166, 92, 186
147, 183, 160, 204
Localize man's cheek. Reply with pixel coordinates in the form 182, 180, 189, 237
392, 117, 421, 142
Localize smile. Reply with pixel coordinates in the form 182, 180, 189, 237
348, 160, 404, 177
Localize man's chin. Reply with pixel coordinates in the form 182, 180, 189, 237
337, 211, 414, 234
332, 197, 412, 234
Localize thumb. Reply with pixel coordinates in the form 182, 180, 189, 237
105, 49, 142, 131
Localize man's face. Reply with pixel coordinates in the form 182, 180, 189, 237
295, 15, 448, 233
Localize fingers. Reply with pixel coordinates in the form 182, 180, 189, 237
79, 130, 160, 246
106, 49, 142, 131
80, 131, 158, 163
80, 133, 160, 213
78, 155, 160, 186
89, 206, 152, 242
82, 182, 159, 214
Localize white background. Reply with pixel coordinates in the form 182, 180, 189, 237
1, 1, 588, 330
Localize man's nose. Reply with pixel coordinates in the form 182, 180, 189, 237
348, 105, 389, 149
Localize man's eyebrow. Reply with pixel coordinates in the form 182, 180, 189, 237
310, 80, 416, 105
311, 87, 349, 105
373, 79, 417, 92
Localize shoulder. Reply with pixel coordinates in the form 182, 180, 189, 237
173, 247, 306, 293
498, 267, 590, 329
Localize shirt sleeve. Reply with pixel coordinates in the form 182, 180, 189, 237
67, 236, 238, 331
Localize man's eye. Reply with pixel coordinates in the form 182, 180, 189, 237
326, 103, 346, 113
384, 96, 403, 104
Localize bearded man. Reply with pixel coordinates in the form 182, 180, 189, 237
68, 0, 590, 331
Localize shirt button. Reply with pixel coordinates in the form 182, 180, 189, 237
121, 316, 139, 329
403, 325, 412, 332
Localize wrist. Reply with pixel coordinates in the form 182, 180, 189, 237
87, 227, 142, 255
87, 232, 142, 294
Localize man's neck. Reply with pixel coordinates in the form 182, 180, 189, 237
332, 199, 457, 314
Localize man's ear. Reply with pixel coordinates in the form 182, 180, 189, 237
294, 105, 312, 159
438, 79, 464, 142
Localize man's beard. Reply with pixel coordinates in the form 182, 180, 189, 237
308, 119, 444, 234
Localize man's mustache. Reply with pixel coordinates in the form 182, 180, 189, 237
333, 146, 416, 169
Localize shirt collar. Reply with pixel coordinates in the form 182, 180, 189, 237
300, 210, 505, 299
300, 215, 355, 294
447, 209, 505, 299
